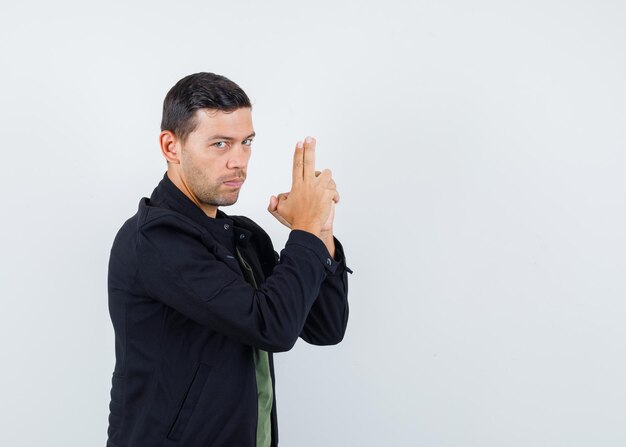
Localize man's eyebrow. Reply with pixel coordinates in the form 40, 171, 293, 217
208, 132, 256, 141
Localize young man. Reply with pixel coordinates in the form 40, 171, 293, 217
107, 72, 351, 447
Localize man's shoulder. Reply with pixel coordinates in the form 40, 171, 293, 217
115, 198, 205, 242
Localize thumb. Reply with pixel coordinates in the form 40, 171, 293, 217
268, 195, 278, 212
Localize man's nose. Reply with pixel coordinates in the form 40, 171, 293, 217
226, 144, 249, 169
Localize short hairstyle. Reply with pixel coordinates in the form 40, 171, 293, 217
160, 72, 251, 142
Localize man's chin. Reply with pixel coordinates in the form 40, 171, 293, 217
212, 194, 240, 208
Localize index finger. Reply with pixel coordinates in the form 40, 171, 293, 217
303, 136, 316, 178
292, 140, 304, 184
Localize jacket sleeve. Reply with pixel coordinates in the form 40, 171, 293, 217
136, 214, 336, 353
299, 236, 351, 345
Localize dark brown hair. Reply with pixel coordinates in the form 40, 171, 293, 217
161, 72, 251, 142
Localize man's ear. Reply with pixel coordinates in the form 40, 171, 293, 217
159, 131, 181, 164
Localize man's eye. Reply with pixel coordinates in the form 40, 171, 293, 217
214, 142, 227, 149
242, 139, 253, 146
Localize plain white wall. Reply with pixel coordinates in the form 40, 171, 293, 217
1, 1, 625, 445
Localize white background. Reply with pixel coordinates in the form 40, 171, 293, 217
1, 1, 625, 446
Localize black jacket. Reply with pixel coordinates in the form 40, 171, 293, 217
107, 174, 350, 446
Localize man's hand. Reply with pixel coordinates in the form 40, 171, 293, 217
267, 137, 339, 238
268, 180, 339, 232
268, 192, 292, 228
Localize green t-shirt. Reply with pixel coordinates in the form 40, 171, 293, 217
236, 247, 273, 447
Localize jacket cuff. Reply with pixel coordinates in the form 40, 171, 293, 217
286, 230, 353, 276
329, 236, 353, 276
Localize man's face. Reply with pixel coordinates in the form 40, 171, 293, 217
178, 107, 254, 209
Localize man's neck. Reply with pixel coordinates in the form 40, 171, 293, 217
166, 169, 218, 218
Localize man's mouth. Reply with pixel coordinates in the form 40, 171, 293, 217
223, 178, 244, 188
